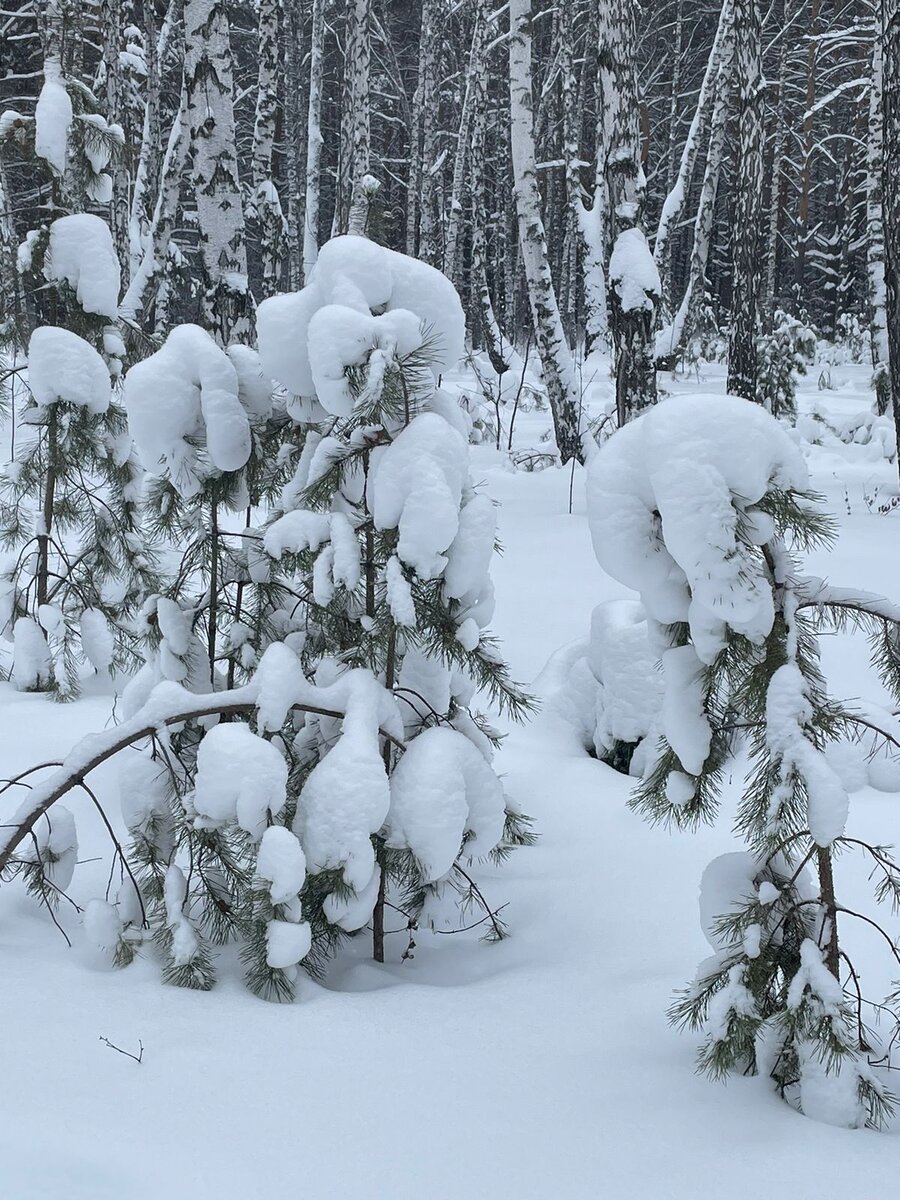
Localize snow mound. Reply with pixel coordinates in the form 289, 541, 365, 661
124, 324, 253, 496
257, 235, 465, 401
588, 394, 810, 662
385, 727, 506, 883
43, 214, 120, 319
28, 327, 110, 413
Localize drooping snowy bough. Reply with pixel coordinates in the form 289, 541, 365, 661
586, 393, 900, 1128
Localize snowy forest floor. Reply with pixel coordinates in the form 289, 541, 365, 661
3, 358, 900, 1198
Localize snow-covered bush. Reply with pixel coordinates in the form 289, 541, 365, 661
755, 309, 816, 418
257, 234, 534, 959
0, 237, 533, 1003
587, 392, 900, 1128
123, 323, 287, 695
0, 218, 155, 694
550, 600, 663, 774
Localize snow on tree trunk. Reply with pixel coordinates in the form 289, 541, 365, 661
99, 0, 129, 284
184, 0, 251, 344
417, 0, 441, 265
604, 0, 657, 423
251, 0, 284, 298
444, 7, 484, 290
726, 0, 764, 401
656, 9, 734, 365
654, 0, 732, 307
119, 87, 188, 329
507, 0, 582, 464
886, 0, 900, 466
869, 18, 892, 416
338, 0, 372, 235
303, 0, 326, 281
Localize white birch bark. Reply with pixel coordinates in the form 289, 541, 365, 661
868, 20, 891, 414
508, 0, 582, 463
251, 0, 284, 298
883, 0, 900, 462
303, 0, 326, 280
655, 8, 734, 365
653, 0, 732, 297
184, 0, 250, 343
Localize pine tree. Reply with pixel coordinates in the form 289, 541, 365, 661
588, 393, 900, 1127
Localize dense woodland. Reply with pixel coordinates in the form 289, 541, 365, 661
3, 0, 900, 1142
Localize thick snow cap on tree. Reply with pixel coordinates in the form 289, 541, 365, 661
384, 727, 507, 883
34, 57, 71, 175
28, 327, 110, 413
192, 723, 288, 842
609, 227, 661, 313
43, 215, 121, 320
124, 324, 254, 496
256, 235, 465, 402
587, 394, 810, 663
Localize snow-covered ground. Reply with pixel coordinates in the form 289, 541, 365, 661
2, 358, 899, 1198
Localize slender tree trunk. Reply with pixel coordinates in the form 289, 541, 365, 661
184, 0, 250, 344
763, 4, 788, 320
338, 0, 372, 234
508, 0, 582, 464
303, 0, 325, 280
251, 0, 284, 298
605, 0, 657, 422
726, 0, 764, 400
444, 8, 484, 289
868, 19, 891, 414
795, 0, 822, 296
657, 12, 734, 365
99, 0, 130, 281
654, 0, 732, 306
884, 0, 900, 466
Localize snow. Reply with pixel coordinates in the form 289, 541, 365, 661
385, 727, 507, 882
12, 616, 52, 690
609, 226, 661, 312
43, 215, 121, 320
766, 664, 849, 846
124, 324, 252, 495
265, 918, 311, 969
28, 327, 110, 414
192, 724, 288, 841
369, 411, 468, 578
256, 826, 306, 906
257, 235, 465, 401
34, 58, 72, 175
80, 608, 114, 672
294, 670, 393, 895
3, 360, 900, 1193
661, 645, 711, 777
588, 394, 810, 657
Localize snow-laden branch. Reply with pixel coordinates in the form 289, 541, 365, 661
0, 677, 405, 876
795, 576, 900, 624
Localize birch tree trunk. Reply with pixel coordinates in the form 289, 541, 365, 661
444, 7, 484, 289
119, 88, 189, 329
868, 18, 891, 414
184, 0, 251, 344
251, 0, 284, 298
303, 0, 326, 280
654, 0, 732, 305
508, 0, 582, 464
726, 0, 764, 400
338, 0, 372, 234
656, 10, 734, 366
604, 0, 657, 423
884, 0, 900, 464
99, 0, 130, 281
763, 3, 788, 319
470, 0, 511, 372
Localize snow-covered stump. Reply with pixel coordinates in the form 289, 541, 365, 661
586, 393, 900, 1128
